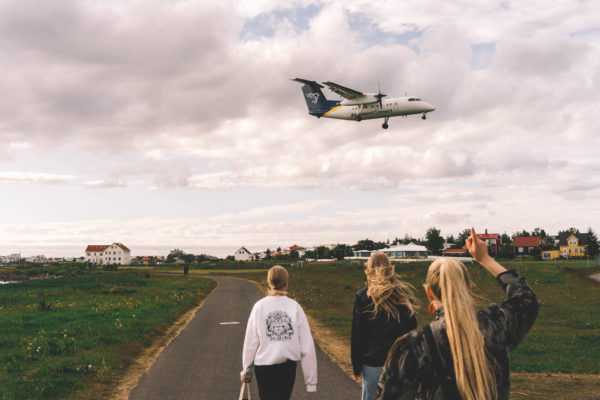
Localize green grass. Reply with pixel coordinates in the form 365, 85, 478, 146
0, 271, 215, 400
225, 259, 600, 374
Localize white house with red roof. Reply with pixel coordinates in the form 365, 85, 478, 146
85, 243, 131, 265
513, 236, 542, 256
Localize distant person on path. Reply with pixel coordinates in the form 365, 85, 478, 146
352, 252, 417, 400
377, 228, 539, 400
240, 265, 317, 400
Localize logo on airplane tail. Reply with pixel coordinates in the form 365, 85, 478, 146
305, 93, 320, 104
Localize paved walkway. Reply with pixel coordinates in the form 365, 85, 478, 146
130, 276, 361, 399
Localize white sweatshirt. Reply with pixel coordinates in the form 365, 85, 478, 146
241, 295, 318, 392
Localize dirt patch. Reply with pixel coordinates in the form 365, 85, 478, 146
109, 282, 219, 400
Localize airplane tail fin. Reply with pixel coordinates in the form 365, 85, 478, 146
292, 78, 339, 117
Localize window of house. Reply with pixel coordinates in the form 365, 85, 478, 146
519, 247, 524, 252
569, 248, 572, 253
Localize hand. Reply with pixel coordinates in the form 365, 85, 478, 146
466, 227, 490, 263
466, 226, 507, 277
354, 375, 361, 383
240, 376, 251, 383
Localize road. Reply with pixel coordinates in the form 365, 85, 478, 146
129, 276, 361, 399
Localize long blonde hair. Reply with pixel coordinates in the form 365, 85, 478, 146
267, 265, 289, 296
365, 252, 415, 321
426, 258, 497, 400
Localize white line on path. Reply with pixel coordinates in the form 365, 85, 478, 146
219, 322, 241, 325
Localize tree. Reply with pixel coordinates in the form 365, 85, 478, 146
541, 236, 556, 250
316, 246, 331, 259
501, 233, 512, 246
532, 227, 547, 238
332, 244, 353, 260
265, 249, 272, 261
425, 227, 445, 255
354, 239, 376, 251
512, 230, 530, 240
455, 229, 471, 248
497, 243, 514, 259
445, 234, 455, 244
166, 248, 186, 263
587, 228, 599, 257
289, 250, 299, 261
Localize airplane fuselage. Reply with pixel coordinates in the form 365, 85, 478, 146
292, 78, 435, 129
319, 97, 435, 121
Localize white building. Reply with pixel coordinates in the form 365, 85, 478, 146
352, 243, 429, 259
0, 253, 21, 264
85, 243, 131, 265
234, 247, 256, 261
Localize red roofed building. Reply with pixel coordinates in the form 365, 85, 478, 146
513, 236, 542, 257
85, 242, 131, 265
477, 230, 502, 255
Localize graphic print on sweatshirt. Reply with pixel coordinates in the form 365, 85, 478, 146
265, 310, 294, 342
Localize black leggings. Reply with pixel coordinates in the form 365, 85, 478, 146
254, 359, 297, 400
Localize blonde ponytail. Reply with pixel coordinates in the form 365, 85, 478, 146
427, 258, 496, 400
365, 252, 415, 321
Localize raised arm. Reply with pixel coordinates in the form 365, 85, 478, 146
467, 227, 538, 350
466, 227, 507, 277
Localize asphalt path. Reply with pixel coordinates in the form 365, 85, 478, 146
130, 276, 361, 399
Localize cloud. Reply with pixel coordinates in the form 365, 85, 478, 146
0, 1, 599, 255
0, 171, 75, 185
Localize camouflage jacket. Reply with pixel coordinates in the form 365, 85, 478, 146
377, 270, 539, 400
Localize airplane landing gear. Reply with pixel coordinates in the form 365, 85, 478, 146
356, 116, 362, 122
422, 113, 427, 120
382, 123, 388, 129
382, 117, 389, 129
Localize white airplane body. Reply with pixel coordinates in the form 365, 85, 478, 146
292, 78, 435, 129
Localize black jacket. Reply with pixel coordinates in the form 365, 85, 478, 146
351, 287, 417, 376
377, 270, 539, 400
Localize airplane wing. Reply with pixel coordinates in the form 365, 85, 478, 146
322, 81, 364, 99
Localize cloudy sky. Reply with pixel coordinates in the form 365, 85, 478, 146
1, 0, 599, 257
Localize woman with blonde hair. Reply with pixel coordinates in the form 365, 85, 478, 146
241, 265, 317, 400
377, 228, 539, 400
352, 252, 417, 400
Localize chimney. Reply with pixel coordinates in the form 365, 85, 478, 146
485, 229, 488, 234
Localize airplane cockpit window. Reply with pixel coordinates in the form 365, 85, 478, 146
408, 98, 415, 101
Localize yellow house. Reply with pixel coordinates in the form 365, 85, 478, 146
559, 229, 587, 258
541, 250, 560, 260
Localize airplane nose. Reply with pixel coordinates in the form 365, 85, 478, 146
427, 103, 436, 112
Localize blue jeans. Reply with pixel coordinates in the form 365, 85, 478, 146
361, 365, 383, 400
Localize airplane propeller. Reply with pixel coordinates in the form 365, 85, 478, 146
375, 82, 387, 109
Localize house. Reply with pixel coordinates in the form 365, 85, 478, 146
477, 230, 502, 255
352, 250, 373, 258
541, 250, 560, 260
513, 236, 541, 257
558, 229, 587, 258
352, 243, 428, 259
442, 248, 469, 257
85, 243, 131, 265
234, 247, 256, 261
380, 243, 428, 259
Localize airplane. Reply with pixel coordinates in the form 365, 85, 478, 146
292, 78, 435, 129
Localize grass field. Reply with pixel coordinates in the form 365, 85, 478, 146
224, 259, 600, 398
0, 271, 215, 400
